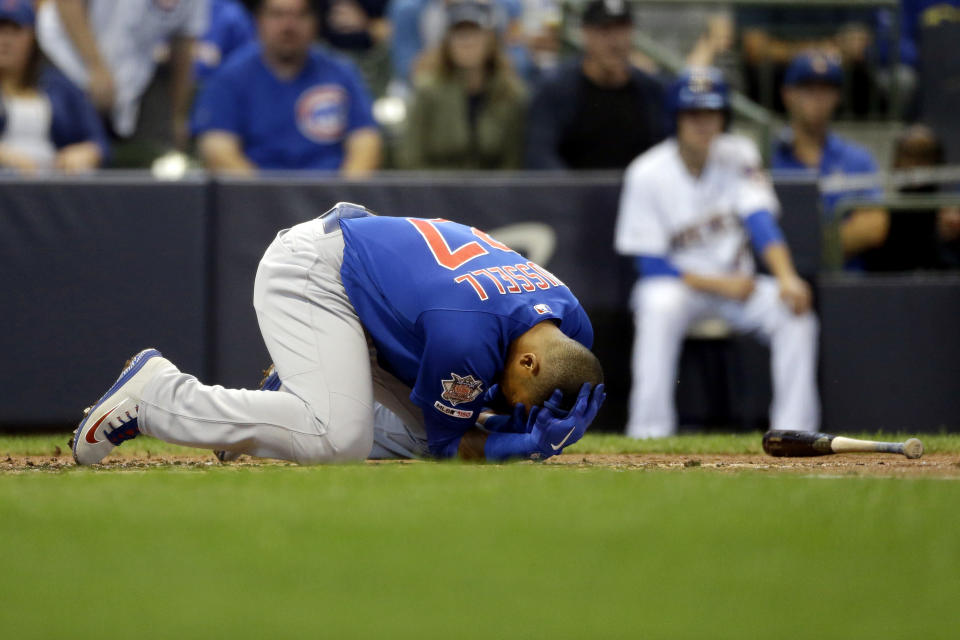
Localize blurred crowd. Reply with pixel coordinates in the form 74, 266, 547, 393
0, 0, 958, 270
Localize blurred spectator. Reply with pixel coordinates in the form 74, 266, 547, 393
517, 0, 561, 77
738, 5, 874, 116
192, 0, 381, 174
0, 1, 107, 173
389, 0, 527, 93
615, 67, 818, 439
398, 1, 526, 170
314, 0, 391, 96
194, 0, 257, 84
635, 4, 736, 75
525, 0, 665, 170
37, 0, 209, 150
772, 52, 886, 269
860, 124, 960, 271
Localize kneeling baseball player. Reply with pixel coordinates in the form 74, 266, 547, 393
615, 67, 819, 439
72, 203, 605, 465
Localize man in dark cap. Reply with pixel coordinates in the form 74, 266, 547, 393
772, 51, 886, 269
525, 0, 665, 170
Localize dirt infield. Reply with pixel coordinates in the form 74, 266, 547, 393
3, 451, 959, 476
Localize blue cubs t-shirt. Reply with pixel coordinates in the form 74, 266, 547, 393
192, 43, 376, 170
338, 216, 593, 458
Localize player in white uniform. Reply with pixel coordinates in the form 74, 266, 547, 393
37, 0, 208, 144
614, 67, 819, 439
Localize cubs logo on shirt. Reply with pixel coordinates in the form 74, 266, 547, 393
296, 85, 348, 144
440, 373, 484, 406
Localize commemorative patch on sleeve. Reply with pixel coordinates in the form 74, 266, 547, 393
433, 401, 474, 419
440, 373, 484, 406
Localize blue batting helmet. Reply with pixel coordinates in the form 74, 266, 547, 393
666, 67, 731, 134
668, 67, 730, 114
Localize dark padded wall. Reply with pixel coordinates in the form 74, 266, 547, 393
820, 274, 960, 431
3, 174, 958, 433
0, 178, 208, 425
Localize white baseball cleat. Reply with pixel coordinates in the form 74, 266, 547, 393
72, 348, 171, 465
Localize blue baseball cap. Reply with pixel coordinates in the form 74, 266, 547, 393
446, 1, 495, 29
0, 0, 35, 26
784, 51, 843, 87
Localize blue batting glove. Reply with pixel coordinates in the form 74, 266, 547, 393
483, 401, 530, 433
526, 383, 606, 459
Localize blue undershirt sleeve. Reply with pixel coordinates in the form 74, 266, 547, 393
483, 431, 534, 461
743, 209, 785, 254
636, 255, 681, 278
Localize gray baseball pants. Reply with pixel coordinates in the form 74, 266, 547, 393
138, 218, 429, 463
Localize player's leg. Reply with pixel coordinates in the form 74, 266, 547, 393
368, 359, 430, 459
136, 222, 375, 464
718, 276, 819, 431
626, 277, 702, 438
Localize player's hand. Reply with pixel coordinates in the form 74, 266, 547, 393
715, 275, 755, 302
778, 274, 812, 315
481, 400, 530, 433
0, 144, 38, 174
88, 64, 116, 113
527, 383, 606, 459
55, 143, 101, 173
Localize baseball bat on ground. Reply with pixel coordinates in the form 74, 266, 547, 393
762, 430, 924, 459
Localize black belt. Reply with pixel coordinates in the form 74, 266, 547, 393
320, 202, 374, 234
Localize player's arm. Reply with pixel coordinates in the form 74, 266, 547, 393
744, 209, 812, 314
341, 127, 382, 177
840, 207, 890, 257
630, 254, 756, 302
197, 131, 256, 174
457, 428, 489, 460
54, 0, 113, 112
832, 153, 889, 258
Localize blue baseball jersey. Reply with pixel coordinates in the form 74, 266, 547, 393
191, 43, 376, 170
772, 129, 883, 271
338, 216, 593, 457
772, 129, 882, 218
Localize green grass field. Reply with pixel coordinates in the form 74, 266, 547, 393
2, 434, 959, 638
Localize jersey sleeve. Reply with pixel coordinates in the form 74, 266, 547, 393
411, 310, 504, 457
848, 150, 883, 201
191, 69, 243, 136
561, 305, 594, 349
183, 0, 211, 38
614, 160, 671, 256
734, 138, 781, 219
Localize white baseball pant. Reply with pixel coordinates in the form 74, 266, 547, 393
626, 276, 819, 439
138, 218, 429, 463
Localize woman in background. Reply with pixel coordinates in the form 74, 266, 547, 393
0, 1, 107, 173
399, 0, 527, 170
